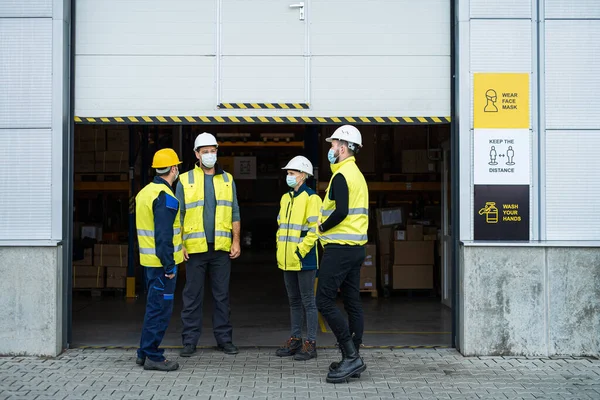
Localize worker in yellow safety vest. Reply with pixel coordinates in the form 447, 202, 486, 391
176, 132, 241, 357
316, 125, 369, 383
135, 148, 184, 372
274, 156, 322, 361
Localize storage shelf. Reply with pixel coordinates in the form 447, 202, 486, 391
318, 181, 441, 192
218, 141, 304, 148
75, 181, 129, 191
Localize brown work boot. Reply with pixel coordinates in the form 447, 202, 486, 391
293, 340, 317, 361
275, 337, 302, 357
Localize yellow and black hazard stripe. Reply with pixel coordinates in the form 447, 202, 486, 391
74, 116, 451, 125
218, 103, 309, 109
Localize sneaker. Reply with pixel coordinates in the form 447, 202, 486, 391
217, 342, 239, 355
180, 344, 196, 357
135, 357, 145, 366
275, 337, 302, 357
143, 359, 179, 371
293, 340, 317, 361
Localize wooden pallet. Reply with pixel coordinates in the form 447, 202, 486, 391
75, 173, 128, 182
359, 289, 379, 298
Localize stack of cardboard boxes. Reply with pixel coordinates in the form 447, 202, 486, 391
359, 244, 377, 290
391, 223, 436, 289
75, 127, 129, 174
73, 226, 128, 289
375, 208, 403, 289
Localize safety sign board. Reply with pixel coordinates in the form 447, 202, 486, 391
474, 73, 529, 129
474, 185, 529, 241
474, 128, 530, 185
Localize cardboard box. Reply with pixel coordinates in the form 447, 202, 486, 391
424, 226, 438, 235
406, 225, 424, 241
95, 151, 127, 173
377, 227, 393, 255
94, 244, 128, 267
73, 248, 93, 266
395, 230, 407, 241
376, 208, 403, 227
106, 129, 129, 151
402, 150, 435, 173
73, 266, 105, 288
106, 267, 127, 288
218, 156, 235, 174
360, 273, 376, 290
392, 265, 433, 289
76, 127, 106, 152
74, 152, 95, 173
362, 244, 377, 267
393, 241, 434, 265
81, 224, 103, 240
424, 234, 437, 241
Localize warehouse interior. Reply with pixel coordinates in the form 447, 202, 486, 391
71, 123, 453, 347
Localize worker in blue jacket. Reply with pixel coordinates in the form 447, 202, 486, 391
135, 148, 184, 371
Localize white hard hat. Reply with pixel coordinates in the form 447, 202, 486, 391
282, 156, 313, 176
194, 132, 218, 150
326, 125, 362, 148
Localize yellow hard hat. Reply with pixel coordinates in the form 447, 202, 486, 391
152, 148, 182, 168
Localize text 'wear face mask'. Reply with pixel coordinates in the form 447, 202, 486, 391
201, 153, 217, 168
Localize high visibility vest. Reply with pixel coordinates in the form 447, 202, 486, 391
179, 166, 234, 254
135, 182, 184, 267
276, 186, 322, 271
320, 156, 369, 246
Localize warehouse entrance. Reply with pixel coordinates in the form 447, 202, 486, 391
70, 123, 453, 348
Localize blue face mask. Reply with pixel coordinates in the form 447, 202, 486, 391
327, 148, 338, 164
286, 175, 297, 188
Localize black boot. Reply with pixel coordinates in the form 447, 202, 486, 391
329, 338, 361, 376
326, 339, 366, 384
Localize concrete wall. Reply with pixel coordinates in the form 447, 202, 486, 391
460, 244, 600, 356
0, 247, 63, 356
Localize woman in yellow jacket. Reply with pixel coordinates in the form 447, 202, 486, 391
275, 156, 322, 361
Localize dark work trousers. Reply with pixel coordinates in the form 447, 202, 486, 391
316, 244, 366, 345
137, 266, 177, 362
181, 244, 233, 346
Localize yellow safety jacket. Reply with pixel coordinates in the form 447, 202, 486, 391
179, 166, 234, 254
135, 181, 184, 267
276, 185, 322, 271
320, 156, 369, 246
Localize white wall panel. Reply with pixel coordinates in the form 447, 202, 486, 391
220, 57, 305, 103
0, 130, 52, 240
311, 56, 450, 115
546, 0, 600, 19
470, 0, 531, 19
75, 56, 215, 117
0, 1, 52, 17
545, 20, 600, 129
311, 0, 449, 56
221, 0, 304, 56
76, 0, 216, 55
546, 131, 600, 240
0, 19, 52, 128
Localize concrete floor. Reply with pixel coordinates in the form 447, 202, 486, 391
72, 251, 452, 348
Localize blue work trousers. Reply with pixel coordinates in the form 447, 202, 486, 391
137, 266, 176, 362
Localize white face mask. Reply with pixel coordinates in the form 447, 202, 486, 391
174, 167, 179, 181
201, 153, 217, 168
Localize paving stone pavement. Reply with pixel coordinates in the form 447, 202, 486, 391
1, 348, 599, 400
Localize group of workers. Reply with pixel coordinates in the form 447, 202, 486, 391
135, 125, 369, 383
